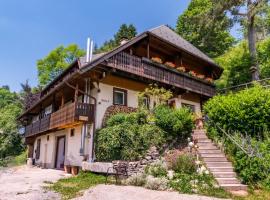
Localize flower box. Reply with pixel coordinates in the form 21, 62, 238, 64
176, 66, 186, 72
188, 70, 197, 77
205, 77, 214, 83
164, 61, 176, 68
151, 57, 163, 64
197, 74, 205, 79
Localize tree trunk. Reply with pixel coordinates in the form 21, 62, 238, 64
247, 1, 260, 81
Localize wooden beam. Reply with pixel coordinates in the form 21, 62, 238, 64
74, 83, 79, 103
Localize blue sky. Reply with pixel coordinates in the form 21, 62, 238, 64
0, 0, 240, 92
0, 0, 191, 91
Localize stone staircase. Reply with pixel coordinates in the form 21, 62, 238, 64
193, 129, 248, 192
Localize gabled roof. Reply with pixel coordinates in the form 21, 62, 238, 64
80, 25, 222, 74
149, 25, 217, 67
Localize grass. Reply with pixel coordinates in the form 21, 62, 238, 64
232, 189, 270, 200
49, 172, 106, 199
0, 150, 27, 168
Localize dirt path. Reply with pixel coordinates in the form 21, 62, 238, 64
75, 184, 230, 200
0, 165, 69, 200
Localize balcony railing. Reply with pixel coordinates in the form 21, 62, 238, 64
25, 102, 94, 138
107, 52, 215, 97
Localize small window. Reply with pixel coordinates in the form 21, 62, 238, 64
35, 139, 41, 160
182, 103, 195, 113
47, 135, 50, 141
113, 88, 127, 106
70, 128, 75, 137
142, 96, 150, 109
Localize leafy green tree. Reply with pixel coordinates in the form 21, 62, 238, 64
176, 0, 234, 58
37, 44, 85, 87
216, 37, 270, 88
210, 0, 270, 80
0, 87, 23, 160
95, 24, 137, 53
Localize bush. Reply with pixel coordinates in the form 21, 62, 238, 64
95, 122, 165, 161
171, 154, 196, 175
125, 173, 146, 186
144, 162, 167, 178
204, 85, 270, 137
145, 175, 168, 191
154, 105, 193, 139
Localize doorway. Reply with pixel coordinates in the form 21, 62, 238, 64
55, 136, 66, 169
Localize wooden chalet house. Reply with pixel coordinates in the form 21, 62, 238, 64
19, 25, 223, 170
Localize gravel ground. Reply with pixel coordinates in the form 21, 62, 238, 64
0, 165, 69, 200
75, 184, 230, 200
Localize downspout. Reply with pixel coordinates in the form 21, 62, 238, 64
64, 80, 97, 162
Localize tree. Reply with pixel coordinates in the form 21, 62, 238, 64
0, 87, 24, 160
210, 0, 270, 80
95, 24, 137, 54
176, 0, 235, 58
37, 44, 85, 87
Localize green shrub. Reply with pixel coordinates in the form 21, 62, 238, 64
106, 113, 127, 126
154, 105, 193, 139
171, 154, 196, 175
144, 162, 167, 177
95, 122, 164, 161
204, 85, 270, 137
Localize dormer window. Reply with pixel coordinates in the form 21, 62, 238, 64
113, 88, 127, 106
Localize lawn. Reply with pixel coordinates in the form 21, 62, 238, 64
49, 172, 106, 199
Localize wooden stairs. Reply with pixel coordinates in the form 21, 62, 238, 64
193, 129, 248, 192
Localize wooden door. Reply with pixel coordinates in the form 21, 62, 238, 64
55, 136, 66, 169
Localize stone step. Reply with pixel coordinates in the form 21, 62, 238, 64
208, 167, 234, 172
203, 157, 228, 162
197, 139, 212, 143
200, 153, 226, 158
213, 172, 237, 178
193, 134, 208, 138
206, 162, 232, 167
198, 149, 222, 154
220, 184, 248, 191
217, 178, 241, 185
198, 146, 218, 150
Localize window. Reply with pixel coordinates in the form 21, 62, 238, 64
182, 103, 195, 113
70, 128, 75, 137
47, 135, 49, 141
35, 139, 41, 160
113, 88, 127, 106
142, 96, 150, 109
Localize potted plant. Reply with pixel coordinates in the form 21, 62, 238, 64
176, 66, 186, 72
188, 70, 197, 77
197, 74, 205, 79
205, 77, 214, 83
151, 57, 163, 64
164, 61, 176, 68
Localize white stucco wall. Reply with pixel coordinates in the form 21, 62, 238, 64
94, 83, 139, 129
33, 125, 83, 168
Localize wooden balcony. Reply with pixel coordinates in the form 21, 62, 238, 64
106, 52, 215, 97
25, 102, 94, 138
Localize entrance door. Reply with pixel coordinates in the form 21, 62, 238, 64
55, 136, 65, 169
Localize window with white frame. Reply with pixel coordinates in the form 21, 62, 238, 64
113, 88, 127, 106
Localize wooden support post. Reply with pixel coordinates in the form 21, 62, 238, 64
147, 42, 150, 59
61, 93, 65, 108
74, 83, 79, 103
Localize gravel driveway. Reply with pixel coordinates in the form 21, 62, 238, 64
75, 184, 229, 200
0, 165, 69, 200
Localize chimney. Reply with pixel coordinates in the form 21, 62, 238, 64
86, 37, 94, 63
120, 37, 129, 45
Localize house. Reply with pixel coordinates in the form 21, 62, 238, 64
19, 25, 223, 170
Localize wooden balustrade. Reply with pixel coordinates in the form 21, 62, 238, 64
107, 52, 215, 97
25, 103, 94, 138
